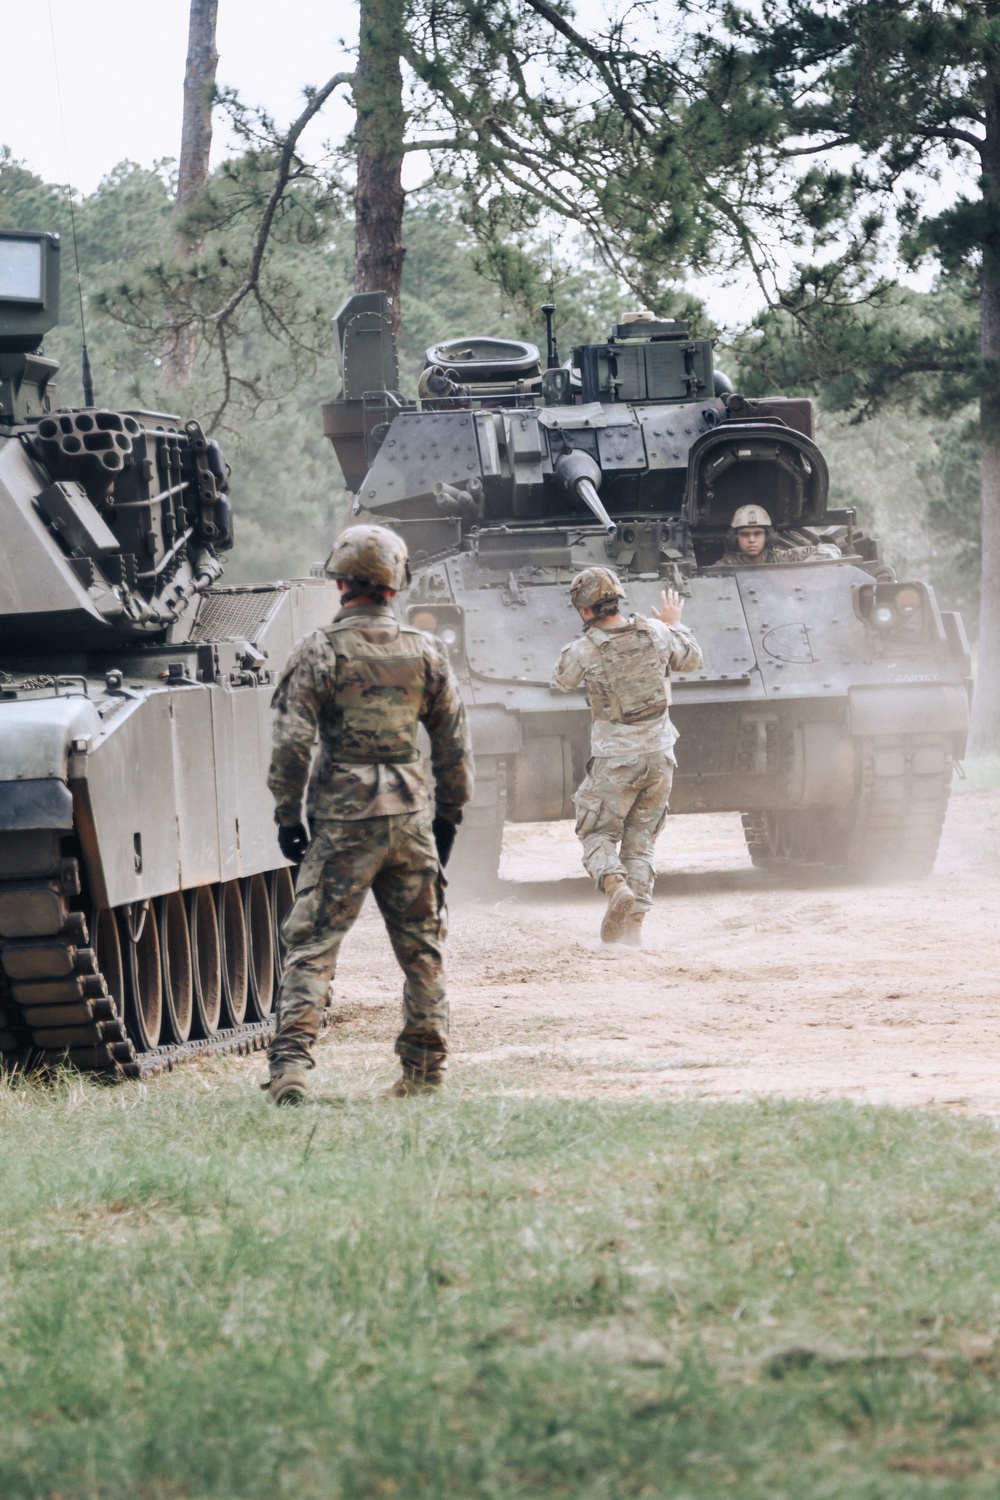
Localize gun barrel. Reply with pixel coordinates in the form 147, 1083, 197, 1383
575, 477, 616, 534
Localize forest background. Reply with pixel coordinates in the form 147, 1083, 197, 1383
0, 1, 983, 640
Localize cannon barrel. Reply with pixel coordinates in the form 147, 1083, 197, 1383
553, 450, 615, 534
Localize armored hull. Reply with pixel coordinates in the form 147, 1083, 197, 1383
0, 230, 340, 1077
0, 429, 339, 1079
324, 298, 971, 889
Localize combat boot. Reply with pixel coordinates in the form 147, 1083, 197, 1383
265, 1068, 309, 1106
600, 872, 637, 944
383, 1061, 446, 1098
620, 911, 645, 948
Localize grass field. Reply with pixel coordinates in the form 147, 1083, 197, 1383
2, 1072, 1000, 1498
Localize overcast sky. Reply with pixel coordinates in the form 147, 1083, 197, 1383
4, 0, 356, 195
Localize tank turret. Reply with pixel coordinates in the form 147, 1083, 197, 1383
0, 232, 340, 1080
322, 294, 971, 893
0, 230, 238, 650
324, 296, 829, 570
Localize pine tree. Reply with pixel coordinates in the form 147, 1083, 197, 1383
734, 0, 1000, 750
90, 0, 788, 416
163, 0, 220, 384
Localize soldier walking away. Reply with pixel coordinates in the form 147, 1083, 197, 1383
714, 505, 841, 566
264, 525, 473, 1105
551, 568, 702, 946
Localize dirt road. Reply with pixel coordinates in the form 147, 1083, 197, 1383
255, 785, 1000, 1114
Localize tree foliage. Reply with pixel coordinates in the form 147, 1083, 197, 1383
0, 147, 628, 581
707, 0, 1000, 746
53, 0, 803, 425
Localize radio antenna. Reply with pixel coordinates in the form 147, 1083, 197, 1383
47, 0, 95, 406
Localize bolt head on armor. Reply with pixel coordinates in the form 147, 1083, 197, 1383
325, 524, 411, 591
569, 566, 627, 611
730, 504, 773, 530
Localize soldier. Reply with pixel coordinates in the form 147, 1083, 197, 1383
715, 504, 841, 566
551, 568, 702, 945
264, 524, 473, 1105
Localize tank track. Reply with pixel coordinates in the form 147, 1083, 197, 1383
448, 761, 508, 897
844, 732, 954, 877
0, 867, 283, 1081
742, 731, 955, 879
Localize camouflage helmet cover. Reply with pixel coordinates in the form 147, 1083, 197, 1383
570, 566, 627, 610
325, 524, 411, 591
731, 504, 773, 529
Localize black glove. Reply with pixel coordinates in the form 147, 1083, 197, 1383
432, 815, 459, 868
277, 821, 309, 863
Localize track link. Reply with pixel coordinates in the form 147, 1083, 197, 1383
0, 871, 278, 1081
844, 732, 954, 878
741, 731, 955, 879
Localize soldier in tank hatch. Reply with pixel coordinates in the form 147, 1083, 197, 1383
264, 525, 473, 1105
550, 568, 702, 946
713, 505, 841, 567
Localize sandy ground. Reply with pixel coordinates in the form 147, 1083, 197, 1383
241, 786, 1000, 1114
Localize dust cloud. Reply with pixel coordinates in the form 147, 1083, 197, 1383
237, 786, 1000, 1114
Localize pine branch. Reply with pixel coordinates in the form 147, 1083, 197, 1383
781, 137, 853, 156
211, 70, 355, 330
522, 0, 655, 138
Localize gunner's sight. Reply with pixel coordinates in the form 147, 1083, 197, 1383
0, 230, 61, 351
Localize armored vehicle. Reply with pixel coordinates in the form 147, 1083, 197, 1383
0, 230, 340, 1078
323, 294, 971, 889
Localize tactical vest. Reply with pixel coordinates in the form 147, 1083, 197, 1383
586, 618, 669, 724
320, 617, 426, 764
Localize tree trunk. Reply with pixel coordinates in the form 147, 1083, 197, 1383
354, 0, 406, 341
972, 93, 1000, 753
164, 0, 219, 385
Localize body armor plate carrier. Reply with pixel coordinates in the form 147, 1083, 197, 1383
322, 618, 426, 763
587, 618, 668, 724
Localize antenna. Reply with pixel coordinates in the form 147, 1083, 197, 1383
47, 0, 95, 406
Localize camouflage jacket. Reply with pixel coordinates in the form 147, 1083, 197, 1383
550, 614, 702, 758
713, 539, 841, 567
268, 603, 473, 824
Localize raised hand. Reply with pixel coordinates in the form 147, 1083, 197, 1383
651, 587, 683, 626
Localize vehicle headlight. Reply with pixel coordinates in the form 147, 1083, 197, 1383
894, 586, 921, 618
854, 580, 927, 635
439, 625, 459, 648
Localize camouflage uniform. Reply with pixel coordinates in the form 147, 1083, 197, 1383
551, 614, 702, 909
714, 538, 841, 566
267, 602, 472, 1076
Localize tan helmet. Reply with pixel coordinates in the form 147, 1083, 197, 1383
731, 505, 772, 529
325, 524, 411, 591
569, 566, 626, 611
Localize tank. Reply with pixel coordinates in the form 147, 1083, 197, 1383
322, 293, 972, 891
0, 229, 340, 1079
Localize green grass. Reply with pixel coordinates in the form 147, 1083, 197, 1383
2, 1069, 1000, 1497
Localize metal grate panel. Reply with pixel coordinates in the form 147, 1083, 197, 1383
191, 586, 287, 643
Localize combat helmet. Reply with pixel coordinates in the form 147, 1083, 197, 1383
730, 505, 772, 529
325, 524, 411, 592
570, 566, 627, 611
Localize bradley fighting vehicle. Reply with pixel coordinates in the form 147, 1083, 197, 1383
0, 230, 340, 1078
324, 295, 972, 890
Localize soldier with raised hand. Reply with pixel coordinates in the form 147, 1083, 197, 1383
551, 568, 702, 946
264, 524, 472, 1105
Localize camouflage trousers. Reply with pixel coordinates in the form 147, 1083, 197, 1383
573, 753, 674, 911
268, 811, 447, 1077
